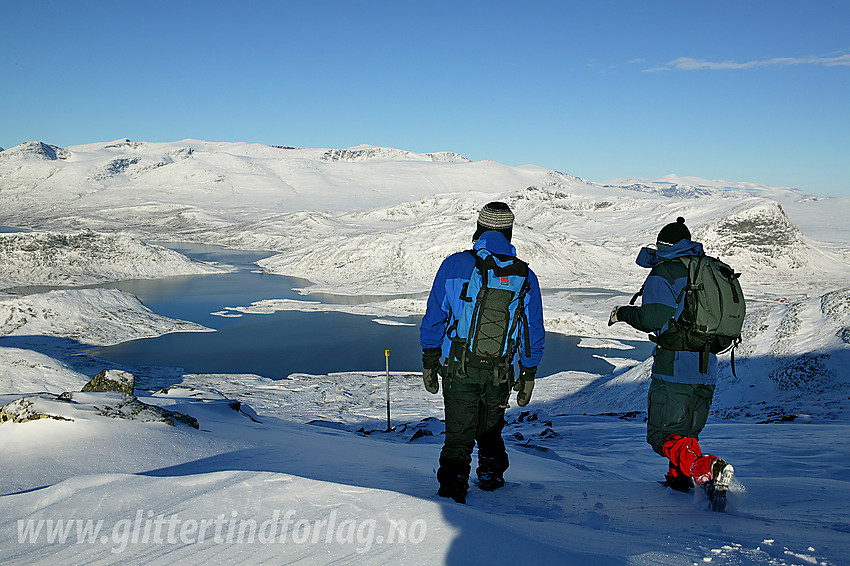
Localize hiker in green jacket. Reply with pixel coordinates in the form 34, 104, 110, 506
608, 217, 734, 510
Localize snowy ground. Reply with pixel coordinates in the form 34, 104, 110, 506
2, 140, 850, 564
1, 369, 848, 565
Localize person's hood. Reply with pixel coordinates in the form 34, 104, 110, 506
636, 239, 704, 268
473, 230, 516, 256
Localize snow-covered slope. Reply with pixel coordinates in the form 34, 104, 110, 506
0, 288, 210, 348
2, 362, 849, 565
255, 184, 850, 295
0, 231, 225, 289
0, 347, 90, 395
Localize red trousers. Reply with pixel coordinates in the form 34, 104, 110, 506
662, 435, 715, 486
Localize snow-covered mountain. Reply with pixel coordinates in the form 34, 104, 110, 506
3, 138, 850, 418
3, 138, 848, 418
3, 139, 848, 298
251, 182, 850, 296
604, 173, 811, 202
321, 144, 471, 163
0, 139, 551, 230
606, 173, 850, 245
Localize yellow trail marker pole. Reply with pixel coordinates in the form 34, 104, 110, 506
385, 350, 391, 431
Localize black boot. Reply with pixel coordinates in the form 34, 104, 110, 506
476, 454, 508, 492
701, 458, 734, 512
437, 473, 469, 504
437, 461, 470, 504
662, 471, 695, 493
662, 462, 694, 493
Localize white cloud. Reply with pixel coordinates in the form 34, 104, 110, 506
645, 52, 850, 72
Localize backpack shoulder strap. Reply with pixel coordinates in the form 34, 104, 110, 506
631, 256, 687, 304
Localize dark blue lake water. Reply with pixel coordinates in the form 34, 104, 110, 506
83, 243, 653, 379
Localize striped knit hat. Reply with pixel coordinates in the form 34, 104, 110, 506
473, 201, 514, 242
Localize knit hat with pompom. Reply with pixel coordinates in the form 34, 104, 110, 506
656, 217, 691, 247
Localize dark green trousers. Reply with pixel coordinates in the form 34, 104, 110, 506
646, 377, 715, 456
438, 364, 511, 482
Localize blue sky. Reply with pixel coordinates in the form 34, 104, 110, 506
1, 1, 848, 195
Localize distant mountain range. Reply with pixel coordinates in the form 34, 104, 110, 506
2, 139, 848, 295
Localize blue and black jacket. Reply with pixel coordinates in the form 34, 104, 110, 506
419, 231, 545, 370
617, 239, 718, 385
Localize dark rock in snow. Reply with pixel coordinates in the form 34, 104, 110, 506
0, 397, 74, 423
82, 369, 135, 395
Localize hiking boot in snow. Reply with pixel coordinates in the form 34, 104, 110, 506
700, 458, 734, 512
477, 470, 505, 492
711, 458, 735, 489
476, 455, 508, 492
438, 474, 469, 504
662, 472, 694, 493
702, 481, 727, 512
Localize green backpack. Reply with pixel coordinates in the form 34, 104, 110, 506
639, 255, 746, 374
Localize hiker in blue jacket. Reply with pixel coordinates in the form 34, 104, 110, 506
608, 217, 734, 504
420, 202, 545, 503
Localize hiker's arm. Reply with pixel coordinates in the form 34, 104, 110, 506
616, 273, 677, 332
419, 259, 451, 349
519, 270, 545, 368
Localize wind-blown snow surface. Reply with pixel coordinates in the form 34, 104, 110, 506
1, 370, 849, 565
2, 139, 850, 564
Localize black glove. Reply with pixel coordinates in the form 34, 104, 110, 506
513, 364, 536, 407
422, 347, 442, 394
608, 306, 621, 326
422, 347, 441, 370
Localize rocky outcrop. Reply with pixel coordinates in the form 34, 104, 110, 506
82, 369, 135, 395
65, 390, 200, 428
322, 145, 470, 163
0, 370, 200, 428
694, 200, 832, 278
0, 397, 74, 423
